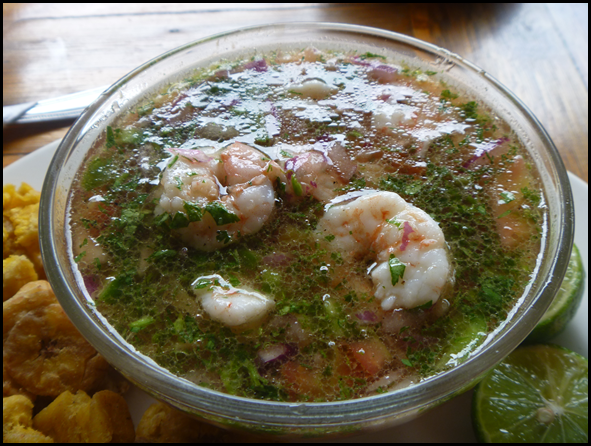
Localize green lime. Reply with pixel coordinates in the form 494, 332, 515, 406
472, 344, 588, 443
526, 244, 585, 343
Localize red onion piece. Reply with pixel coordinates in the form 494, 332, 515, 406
349, 56, 372, 67
355, 310, 379, 325
400, 221, 415, 252
221, 97, 240, 107
256, 343, 297, 371
243, 59, 268, 72
262, 252, 294, 267
284, 153, 311, 174
167, 147, 211, 164
462, 137, 509, 168
373, 64, 397, 73
214, 69, 229, 79
83, 275, 99, 296
368, 64, 398, 84
308, 141, 357, 181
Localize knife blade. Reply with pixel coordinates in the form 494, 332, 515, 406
3, 86, 109, 126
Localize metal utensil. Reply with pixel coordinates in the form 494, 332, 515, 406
3, 86, 108, 126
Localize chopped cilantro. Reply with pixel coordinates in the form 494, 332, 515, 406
388, 255, 406, 286
183, 201, 203, 222
174, 176, 183, 190
255, 135, 272, 146
194, 278, 212, 289
411, 300, 433, 311
93, 257, 102, 271
359, 52, 386, 60
149, 249, 177, 262
500, 191, 516, 204
168, 154, 179, 168
170, 211, 190, 229
74, 251, 86, 263
521, 187, 541, 206
386, 217, 402, 228
105, 126, 116, 148
205, 202, 241, 225
459, 101, 479, 120
228, 274, 241, 287
291, 175, 303, 196
440, 89, 459, 100
216, 230, 232, 244
98, 271, 135, 304
81, 157, 115, 191
129, 316, 155, 332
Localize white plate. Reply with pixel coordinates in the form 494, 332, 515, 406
4, 140, 588, 442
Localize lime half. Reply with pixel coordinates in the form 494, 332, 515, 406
473, 344, 588, 443
527, 244, 585, 343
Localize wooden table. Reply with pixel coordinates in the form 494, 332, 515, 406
3, 4, 588, 182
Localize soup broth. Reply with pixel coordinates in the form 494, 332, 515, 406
68, 48, 545, 402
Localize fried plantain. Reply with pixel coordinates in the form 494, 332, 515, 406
136, 401, 279, 443
3, 395, 54, 443
32, 390, 135, 443
3, 281, 109, 397
3, 255, 38, 301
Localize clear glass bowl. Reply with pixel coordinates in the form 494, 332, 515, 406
39, 23, 574, 438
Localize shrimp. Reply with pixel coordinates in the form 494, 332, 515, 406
193, 274, 275, 328
286, 78, 337, 100
3, 281, 109, 397
283, 141, 357, 202
317, 191, 451, 310
156, 142, 284, 251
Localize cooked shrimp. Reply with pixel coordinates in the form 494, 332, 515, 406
193, 274, 275, 328
287, 78, 337, 100
317, 191, 451, 310
283, 141, 356, 202
156, 142, 283, 251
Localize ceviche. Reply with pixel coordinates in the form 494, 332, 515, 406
68, 48, 545, 402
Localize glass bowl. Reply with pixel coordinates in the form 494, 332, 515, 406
39, 22, 574, 439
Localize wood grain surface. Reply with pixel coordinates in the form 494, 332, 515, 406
3, 3, 588, 182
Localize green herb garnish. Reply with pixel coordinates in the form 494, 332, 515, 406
205, 202, 241, 225
388, 255, 406, 286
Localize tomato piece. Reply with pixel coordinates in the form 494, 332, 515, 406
83, 201, 120, 238
280, 361, 323, 399
347, 338, 391, 376
490, 156, 536, 249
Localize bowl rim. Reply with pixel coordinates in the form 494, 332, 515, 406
39, 21, 574, 429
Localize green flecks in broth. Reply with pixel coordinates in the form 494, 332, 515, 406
68, 48, 545, 402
